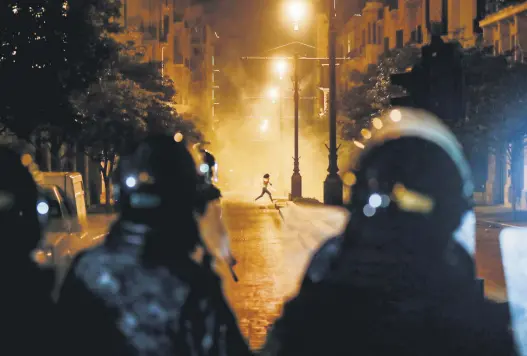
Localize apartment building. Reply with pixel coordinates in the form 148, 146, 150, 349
480, 1, 527, 208
185, 4, 219, 127
314, 0, 480, 124
119, 0, 218, 122
330, 0, 480, 93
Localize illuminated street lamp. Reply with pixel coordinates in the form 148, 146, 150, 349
274, 59, 288, 80
287, 1, 307, 31
260, 119, 269, 133
268, 87, 280, 103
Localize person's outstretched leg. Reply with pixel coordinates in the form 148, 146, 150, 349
255, 189, 265, 201
266, 189, 273, 202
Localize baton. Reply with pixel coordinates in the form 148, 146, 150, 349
228, 264, 239, 282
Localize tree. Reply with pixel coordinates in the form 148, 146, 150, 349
72, 38, 203, 206
72, 76, 150, 206
463, 46, 527, 211
0, 0, 121, 168
340, 47, 421, 140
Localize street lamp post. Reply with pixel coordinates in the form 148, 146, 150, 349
272, 87, 285, 196
323, 0, 343, 206
291, 53, 302, 198
161, 45, 167, 78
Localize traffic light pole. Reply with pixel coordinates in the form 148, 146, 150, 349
323, 0, 343, 206
291, 53, 302, 199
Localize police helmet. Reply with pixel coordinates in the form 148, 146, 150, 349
343, 108, 475, 262
114, 135, 198, 216
0, 147, 46, 256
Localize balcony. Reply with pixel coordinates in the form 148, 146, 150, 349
142, 25, 158, 41
173, 53, 184, 65
173, 11, 184, 22
191, 35, 202, 45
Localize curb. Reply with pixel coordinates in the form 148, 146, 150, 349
286, 202, 347, 240
477, 219, 525, 229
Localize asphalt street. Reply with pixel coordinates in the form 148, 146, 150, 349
80, 199, 510, 351
218, 197, 509, 350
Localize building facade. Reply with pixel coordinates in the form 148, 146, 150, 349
119, 0, 218, 123
319, 0, 527, 209
315, 0, 481, 118
480, 1, 527, 209
335, 0, 479, 92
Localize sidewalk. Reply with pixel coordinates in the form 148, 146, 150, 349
278, 200, 349, 250
282, 201, 527, 229
475, 205, 527, 228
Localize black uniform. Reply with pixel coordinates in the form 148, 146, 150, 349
57, 221, 251, 356
0, 146, 55, 353
263, 236, 515, 356
56, 135, 251, 356
261, 109, 516, 356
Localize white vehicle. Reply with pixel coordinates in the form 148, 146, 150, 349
33, 173, 106, 298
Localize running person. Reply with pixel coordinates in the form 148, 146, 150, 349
255, 173, 273, 202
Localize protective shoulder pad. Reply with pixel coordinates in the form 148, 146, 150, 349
305, 236, 343, 284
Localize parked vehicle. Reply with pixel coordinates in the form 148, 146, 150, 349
32, 173, 106, 299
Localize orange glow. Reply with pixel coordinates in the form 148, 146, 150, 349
174, 132, 184, 142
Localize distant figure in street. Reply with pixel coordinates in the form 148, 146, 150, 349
255, 173, 273, 203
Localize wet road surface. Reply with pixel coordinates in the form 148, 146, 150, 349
475, 221, 508, 301
72, 201, 510, 351
218, 198, 320, 350
219, 197, 510, 350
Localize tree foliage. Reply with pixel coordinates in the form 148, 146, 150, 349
463, 47, 527, 146
341, 41, 527, 208
0, 0, 121, 140
340, 47, 421, 139
71, 36, 203, 204
462, 45, 527, 207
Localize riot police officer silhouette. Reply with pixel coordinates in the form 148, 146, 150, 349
262, 109, 515, 356
56, 135, 251, 356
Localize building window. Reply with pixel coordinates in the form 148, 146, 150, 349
417, 25, 423, 43
384, 37, 390, 54
160, 15, 169, 42
173, 10, 184, 22
378, 25, 383, 44
362, 29, 366, 47
148, 25, 158, 39
378, 8, 384, 20
386, 0, 398, 10
441, 0, 448, 35
511, 34, 516, 54
123, 0, 127, 28
191, 27, 201, 44
494, 40, 500, 55
368, 23, 372, 44
347, 34, 351, 53
202, 26, 207, 43
173, 37, 183, 64
373, 23, 377, 44
396, 30, 403, 48
212, 55, 215, 66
